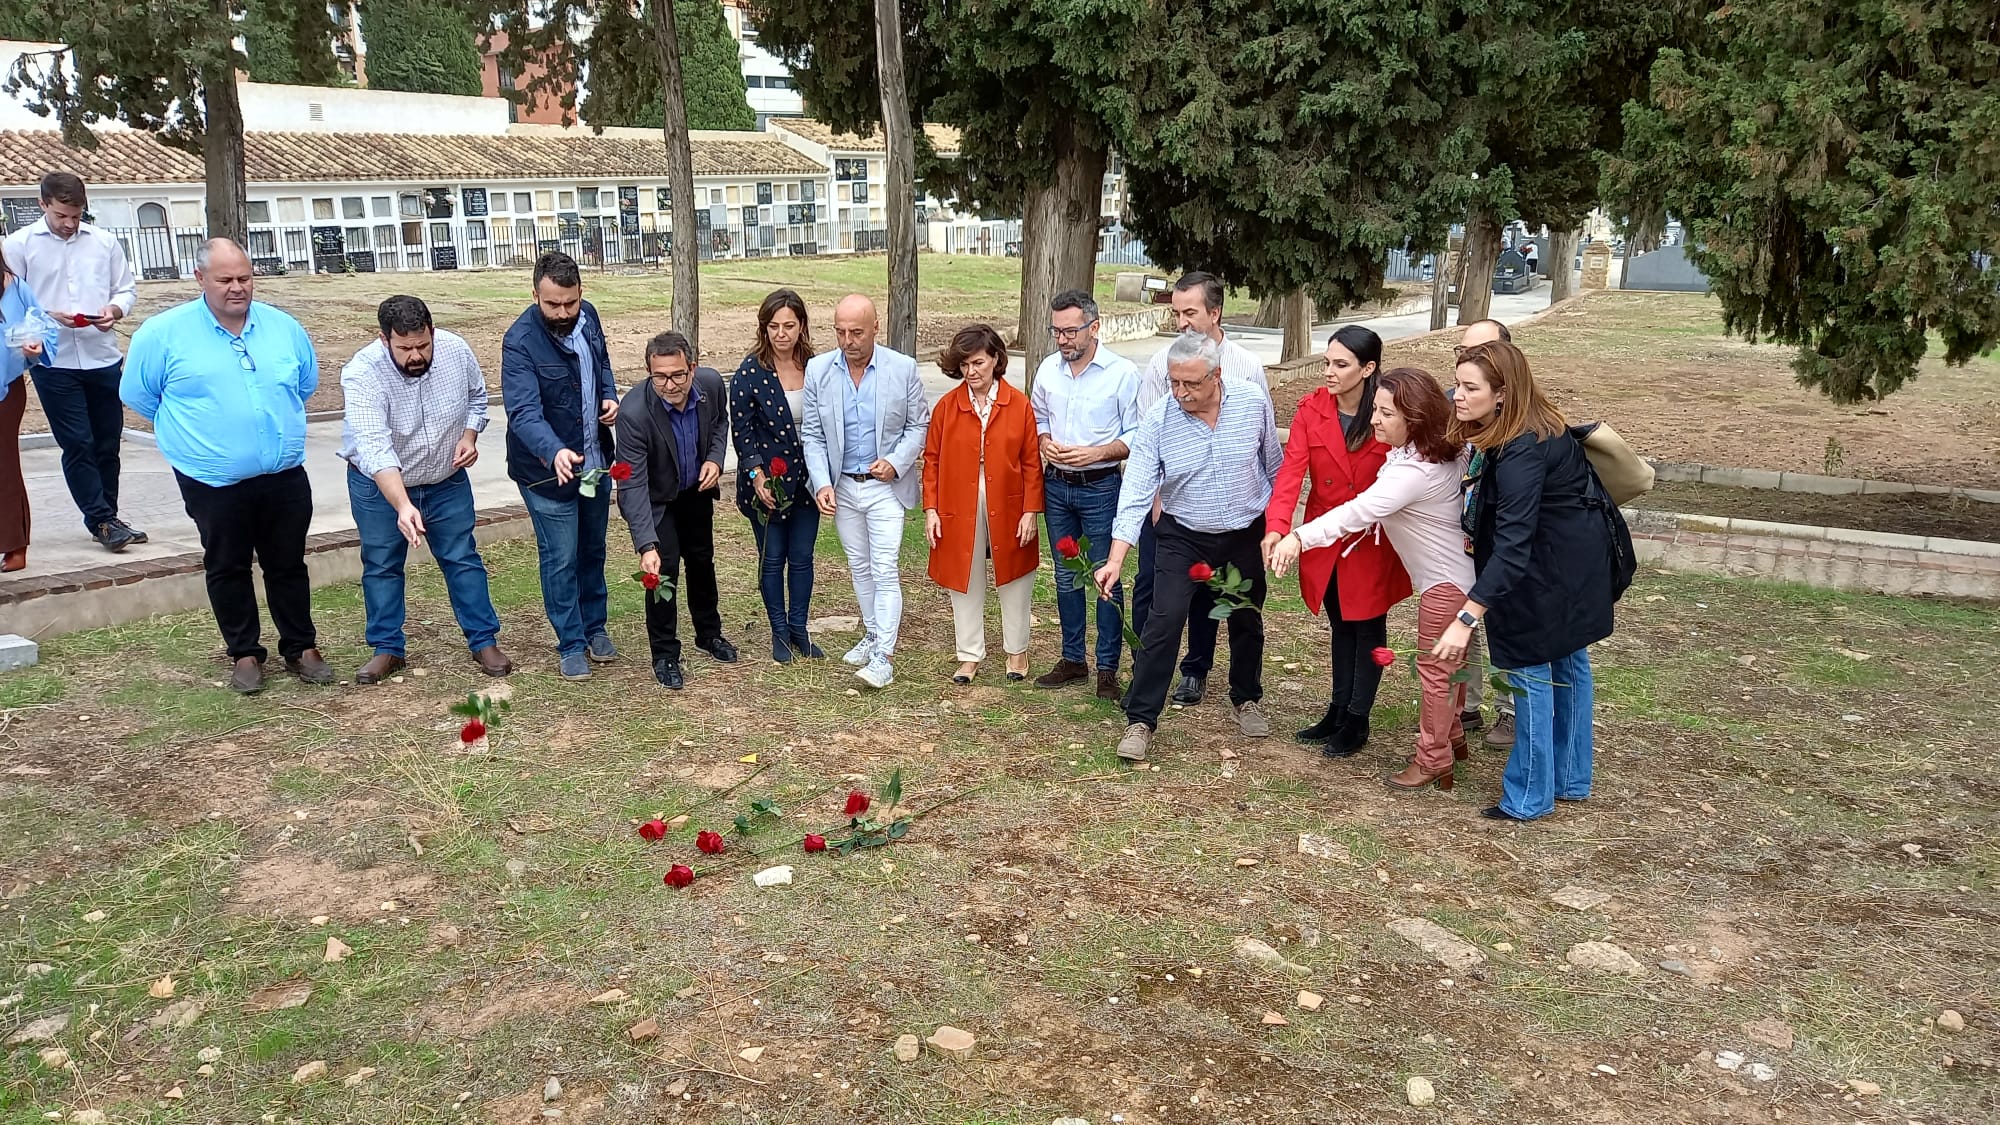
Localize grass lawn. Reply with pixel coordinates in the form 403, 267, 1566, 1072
3, 510, 1996, 1123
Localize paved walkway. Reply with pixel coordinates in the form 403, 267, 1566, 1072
9, 287, 1553, 583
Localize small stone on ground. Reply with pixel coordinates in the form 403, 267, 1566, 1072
1549, 886, 1611, 911
1388, 918, 1487, 972
893, 1034, 921, 1062
1406, 1076, 1436, 1106
1565, 941, 1645, 976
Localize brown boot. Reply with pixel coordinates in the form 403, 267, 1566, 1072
285, 648, 335, 685
1034, 658, 1089, 688
228, 656, 265, 695
354, 653, 406, 685
1385, 762, 1455, 792
1096, 669, 1122, 702
473, 645, 514, 676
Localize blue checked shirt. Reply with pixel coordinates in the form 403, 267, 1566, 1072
1113, 376, 1282, 544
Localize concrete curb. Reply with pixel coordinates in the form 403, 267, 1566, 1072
1625, 508, 1999, 600
1649, 460, 2000, 504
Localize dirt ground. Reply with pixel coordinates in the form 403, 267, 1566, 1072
1630, 480, 1998, 541
1268, 290, 2000, 490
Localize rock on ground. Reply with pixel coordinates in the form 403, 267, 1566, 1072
1406, 1076, 1436, 1106
1550, 886, 1611, 911
1233, 936, 1312, 978
1388, 918, 1488, 973
1565, 941, 1645, 976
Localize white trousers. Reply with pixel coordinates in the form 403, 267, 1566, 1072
834, 475, 907, 657
949, 475, 1034, 662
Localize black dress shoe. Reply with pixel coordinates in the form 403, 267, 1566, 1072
654, 659, 685, 690
696, 636, 739, 663
1171, 673, 1206, 705
1479, 804, 1533, 821
110, 517, 148, 544
93, 520, 134, 553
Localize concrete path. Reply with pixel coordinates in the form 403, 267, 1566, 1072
10, 286, 1552, 584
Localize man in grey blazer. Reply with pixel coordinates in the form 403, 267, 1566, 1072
614, 330, 739, 690
800, 294, 930, 688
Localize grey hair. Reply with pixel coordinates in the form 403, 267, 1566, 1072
195, 237, 246, 272
1164, 329, 1222, 375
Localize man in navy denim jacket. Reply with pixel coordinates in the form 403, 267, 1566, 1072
502, 251, 621, 680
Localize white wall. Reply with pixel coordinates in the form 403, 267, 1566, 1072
240, 81, 509, 135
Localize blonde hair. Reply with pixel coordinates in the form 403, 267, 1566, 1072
1448, 341, 1566, 452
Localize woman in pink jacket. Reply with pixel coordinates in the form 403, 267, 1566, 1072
1270, 368, 1476, 792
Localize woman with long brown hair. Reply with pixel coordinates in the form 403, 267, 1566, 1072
729, 288, 821, 662
1, 257, 57, 571
1430, 341, 1618, 821
1270, 368, 1477, 791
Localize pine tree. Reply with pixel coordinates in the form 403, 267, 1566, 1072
243, 0, 347, 87
582, 0, 753, 131
359, 0, 483, 97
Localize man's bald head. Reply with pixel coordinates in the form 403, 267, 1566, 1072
1459, 318, 1510, 350
195, 237, 255, 326
833, 293, 879, 368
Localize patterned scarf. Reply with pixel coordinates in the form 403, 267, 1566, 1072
1459, 445, 1487, 555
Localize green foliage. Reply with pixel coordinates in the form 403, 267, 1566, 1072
4, 1, 237, 152
0, 0, 41, 39
1607, 1, 2000, 402
243, 0, 348, 87
583, 0, 753, 131
359, 0, 484, 96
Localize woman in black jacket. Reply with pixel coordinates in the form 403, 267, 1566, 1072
1430, 341, 1616, 821
729, 289, 823, 663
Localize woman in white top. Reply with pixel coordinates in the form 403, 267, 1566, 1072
1270, 368, 1476, 792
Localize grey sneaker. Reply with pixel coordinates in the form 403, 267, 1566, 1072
1234, 700, 1270, 738
586, 633, 618, 663
843, 637, 875, 667
1116, 723, 1152, 762
1484, 712, 1516, 750
855, 655, 894, 689
559, 651, 593, 680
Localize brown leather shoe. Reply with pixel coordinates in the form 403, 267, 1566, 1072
1096, 670, 1122, 702
284, 648, 336, 685
1034, 658, 1090, 688
229, 656, 264, 695
355, 653, 406, 685
472, 645, 514, 677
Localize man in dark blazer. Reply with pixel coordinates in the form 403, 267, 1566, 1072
615, 330, 739, 689
504, 251, 621, 680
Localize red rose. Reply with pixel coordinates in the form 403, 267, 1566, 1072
695, 830, 725, 855
459, 719, 485, 743
663, 864, 694, 889
1371, 646, 1396, 667
802, 833, 827, 853
1188, 562, 1215, 582
1055, 536, 1080, 560
637, 818, 667, 842
640, 572, 661, 590
768, 456, 788, 477
609, 461, 633, 481
70, 313, 93, 328
844, 791, 870, 817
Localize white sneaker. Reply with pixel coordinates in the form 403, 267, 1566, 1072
843, 637, 875, 666
855, 655, 894, 689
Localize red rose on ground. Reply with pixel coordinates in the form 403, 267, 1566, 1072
663, 864, 694, 888
1055, 536, 1080, 559
695, 830, 725, 854
802, 833, 827, 853
637, 818, 667, 842
1188, 562, 1215, 582
459, 719, 485, 743
1371, 646, 1396, 667
844, 791, 870, 817
70, 313, 93, 328
768, 456, 788, 477
640, 572, 661, 590
609, 461, 633, 481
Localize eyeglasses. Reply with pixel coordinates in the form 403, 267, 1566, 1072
1168, 371, 1217, 393
1047, 320, 1098, 341
648, 367, 693, 384
230, 337, 255, 372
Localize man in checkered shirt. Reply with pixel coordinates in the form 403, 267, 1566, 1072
339, 295, 513, 685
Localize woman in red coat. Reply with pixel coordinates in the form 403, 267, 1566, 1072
1262, 325, 1411, 753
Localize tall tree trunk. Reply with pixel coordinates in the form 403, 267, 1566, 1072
1428, 240, 1452, 331
1456, 207, 1502, 326
1252, 294, 1283, 328
647, 0, 700, 352
873, 0, 917, 354
1280, 290, 1313, 361
199, 60, 247, 245
1548, 228, 1581, 302
1017, 121, 1108, 390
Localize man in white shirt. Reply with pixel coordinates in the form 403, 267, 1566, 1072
1029, 288, 1142, 701
1133, 271, 1269, 706
2, 172, 142, 552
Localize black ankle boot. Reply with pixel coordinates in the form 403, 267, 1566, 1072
1295, 701, 1345, 744
1323, 710, 1371, 758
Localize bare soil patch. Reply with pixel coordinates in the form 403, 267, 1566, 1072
1631, 479, 1999, 541
227, 853, 435, 921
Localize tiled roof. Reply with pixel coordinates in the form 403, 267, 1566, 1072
768, 118, 962, 156
0, 129, 825, 187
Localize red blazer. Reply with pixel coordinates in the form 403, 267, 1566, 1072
1264, 388, 1412, 619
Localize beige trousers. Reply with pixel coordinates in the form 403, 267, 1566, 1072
950, 476, 1033, 661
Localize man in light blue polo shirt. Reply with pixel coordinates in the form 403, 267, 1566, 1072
123, 238, 330, 696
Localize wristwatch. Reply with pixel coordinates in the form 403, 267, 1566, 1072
1456, 609, 1481, 629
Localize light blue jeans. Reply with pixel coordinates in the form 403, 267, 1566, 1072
1498, 647, 1595, 819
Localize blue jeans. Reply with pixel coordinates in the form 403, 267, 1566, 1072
30, 363, 125, 532
519, 483, 611, 657
350, 468, 502, 657
748, 503, 819, 638
1044, 472, 1123, 671
1499, 647, 1595, 819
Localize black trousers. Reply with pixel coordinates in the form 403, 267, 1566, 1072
1124, 514, 1266, 729
31, 363, 125, 532
176, 465, 317, 663
1326, 566, 1389, 718
645, 488, 724, 664
1134, 515, 1221, 677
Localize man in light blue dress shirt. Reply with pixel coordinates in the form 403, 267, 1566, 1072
123, 239, 331, 695
799, 294, 929, 689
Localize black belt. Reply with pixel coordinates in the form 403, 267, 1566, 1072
842, 472, 874, 482
1045, 464, 1120, 485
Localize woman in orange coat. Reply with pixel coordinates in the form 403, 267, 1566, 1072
923, 324, 1045, 684
1262, 325, 1412, 753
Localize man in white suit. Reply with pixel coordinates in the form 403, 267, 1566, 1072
801, 294, 931, 688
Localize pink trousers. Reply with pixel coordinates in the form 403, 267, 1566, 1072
1413, 583, 1469, 772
